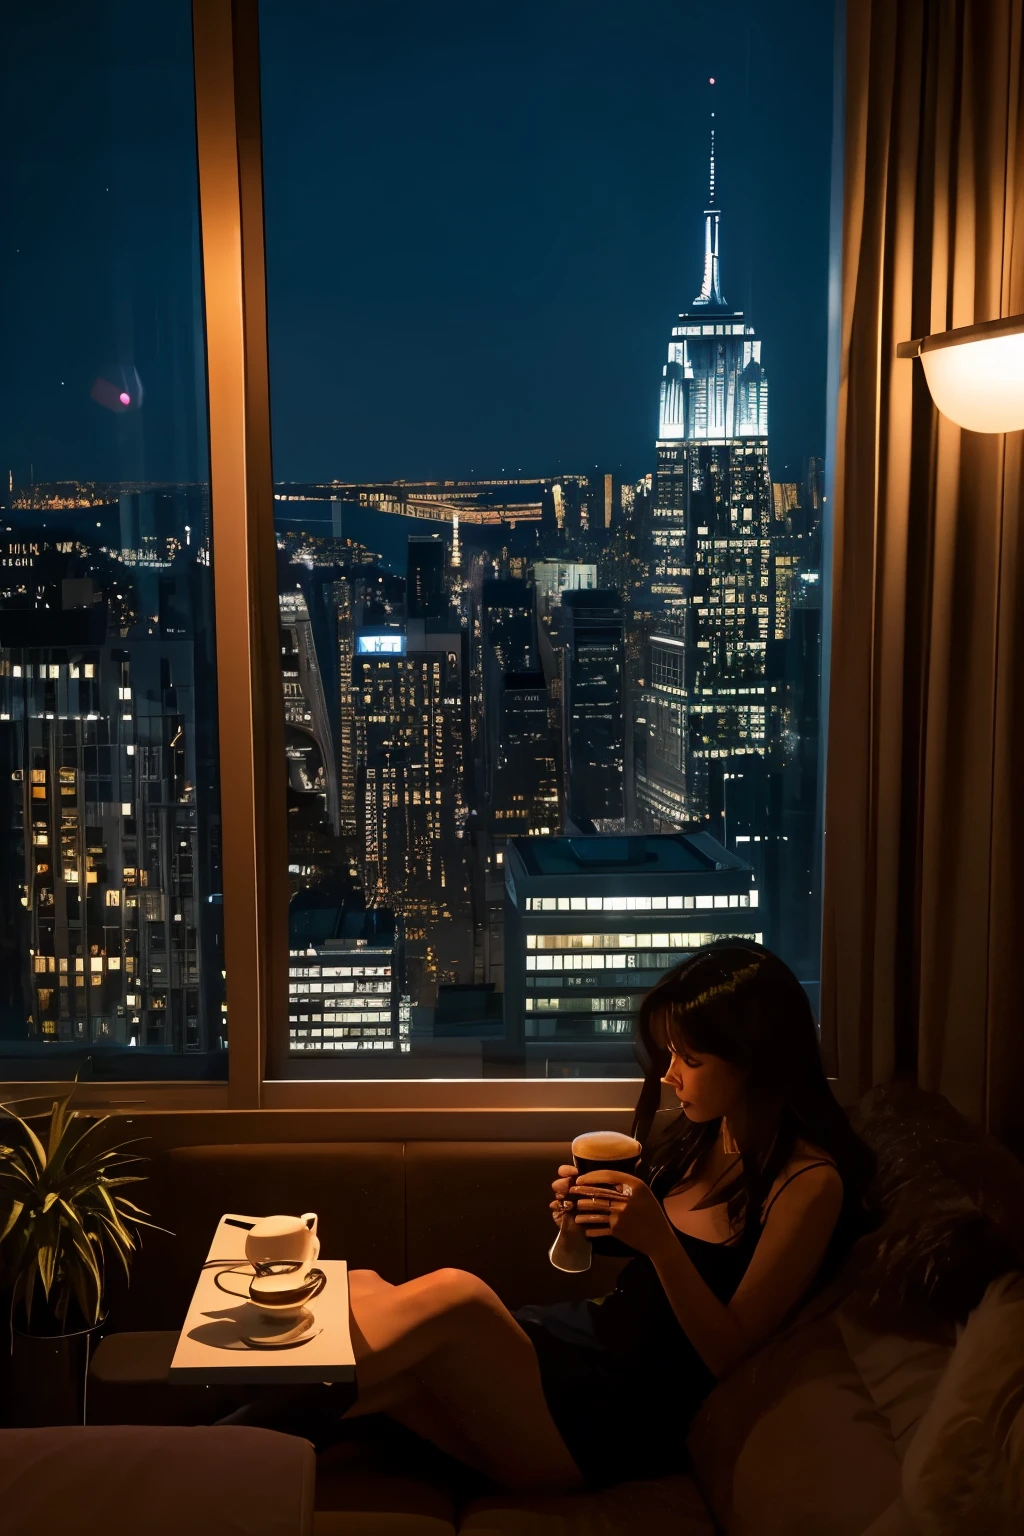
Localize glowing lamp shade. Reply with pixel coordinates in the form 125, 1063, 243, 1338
898, 313, 1024, 433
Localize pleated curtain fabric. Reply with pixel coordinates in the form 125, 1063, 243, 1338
823, 0, 1024, 1151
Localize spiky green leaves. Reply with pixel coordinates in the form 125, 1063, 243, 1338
0, 1087, 167, 1334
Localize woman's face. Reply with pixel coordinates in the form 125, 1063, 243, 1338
661, 1036, 748, 1123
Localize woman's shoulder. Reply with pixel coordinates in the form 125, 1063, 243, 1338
765, 1140, 842, 1207
788, 1137, 839, 1173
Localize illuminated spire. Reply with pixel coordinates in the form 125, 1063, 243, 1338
693, 81, 727, 309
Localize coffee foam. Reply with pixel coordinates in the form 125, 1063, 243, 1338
572, 1130, 641, 1162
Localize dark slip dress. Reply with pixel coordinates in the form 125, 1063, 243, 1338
514, 1160, 835, 1488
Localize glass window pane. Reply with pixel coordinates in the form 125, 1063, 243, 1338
0, 2, 226, 1079
261, 0, 835, 1080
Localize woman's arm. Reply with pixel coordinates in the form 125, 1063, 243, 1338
573, 1162, 843, 1378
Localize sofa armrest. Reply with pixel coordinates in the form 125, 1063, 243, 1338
0, 1424, 316, 1536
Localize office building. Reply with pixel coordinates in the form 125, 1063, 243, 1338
480, 578, 537, 674
279, 587, 340, 840
533, 560, 597, 623
503, 831, 760, 1055
335, 576, 358, 839
407, 535, 450, 621
0, 616, 222, 1053
561, 589, 626, 832
480, 668, 561, 988
288, 894, 402, 1055
353, 622, 470, 996
486, 671, 560, 843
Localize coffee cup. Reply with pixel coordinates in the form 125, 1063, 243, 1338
549, 1131, 642, 1274
570, 1130, 642, 1181
244, 1212, 319, 1270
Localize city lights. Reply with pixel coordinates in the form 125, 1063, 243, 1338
3, 81, 825, 1078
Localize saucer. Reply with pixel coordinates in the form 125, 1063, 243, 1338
249, 1262, 327, 1320
239, 1305, 322, 1349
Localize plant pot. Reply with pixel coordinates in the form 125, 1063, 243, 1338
0, 1318, 105, 1428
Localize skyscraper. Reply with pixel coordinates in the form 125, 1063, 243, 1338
561, 589, 626, 832
486, 671, 560, 843
353, 622, 470, 998
637, 105, 778, 834
279, 587, 340, 841
407, 535, 449, 621
0, 565, 223, 1055
480, 578, 537, 675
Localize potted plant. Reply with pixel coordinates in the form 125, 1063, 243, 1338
0, 1088, 162, 1426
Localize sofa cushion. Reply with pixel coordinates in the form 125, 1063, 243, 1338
859, 1497, 921, 1536
836, 1306, 952, 1459
404, 1143, 627, 1310
315, 1517, 453, 1536
458, 1473, 715, 1536
119, 1142, 406, 1329
88, 1328, 247, 1426
901, 1271, 1024, 1535
314, 1421, 459, 1536
846, 1085, 1024, 1338
687, 1313, 901, 1536
0, 1425, 315, 1536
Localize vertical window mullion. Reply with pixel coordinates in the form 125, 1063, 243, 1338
192, 0, 287, 1106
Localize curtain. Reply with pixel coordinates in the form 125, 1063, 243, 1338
823, 0, 1024, 1153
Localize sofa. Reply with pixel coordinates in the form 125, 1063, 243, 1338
1, 1424, 316, 1536
72, 1083, 1024, 1535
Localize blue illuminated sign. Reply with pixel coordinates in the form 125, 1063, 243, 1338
357, 633, 406, 655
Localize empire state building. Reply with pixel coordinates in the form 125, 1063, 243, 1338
636, 108, 778, 834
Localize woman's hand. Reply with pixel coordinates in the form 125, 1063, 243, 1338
569, 1170, 673, 1259
549, 1164, 578, 1229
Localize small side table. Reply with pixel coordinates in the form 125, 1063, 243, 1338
168, 1213, 356, 1386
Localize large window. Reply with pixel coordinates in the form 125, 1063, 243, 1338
0, 2, 226, 1079
260, 1, 836, 1080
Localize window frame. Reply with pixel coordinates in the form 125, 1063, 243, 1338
0, 0, 848, 1115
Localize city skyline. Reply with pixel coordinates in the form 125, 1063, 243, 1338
0, 47, 828, 1078
2, 2, 834, 490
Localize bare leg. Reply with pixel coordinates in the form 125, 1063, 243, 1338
345, 1273, 486, 1471
344, 1267, 584, 1492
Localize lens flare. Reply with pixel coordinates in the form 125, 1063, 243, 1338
118, 391, 131, 406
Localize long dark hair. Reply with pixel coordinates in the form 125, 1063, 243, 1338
630, 941, 877, 1256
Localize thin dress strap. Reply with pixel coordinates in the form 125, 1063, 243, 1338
762, 1160, 837, 1223
662, 1152, 741, 1209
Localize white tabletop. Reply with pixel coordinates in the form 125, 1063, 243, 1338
168, 1213, 357, 1385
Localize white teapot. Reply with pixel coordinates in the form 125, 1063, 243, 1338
244, 1212, 319, 1269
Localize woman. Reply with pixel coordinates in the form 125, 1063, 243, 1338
230, 941, 876, 1492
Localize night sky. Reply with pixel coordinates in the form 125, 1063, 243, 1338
2, 0, 835, 491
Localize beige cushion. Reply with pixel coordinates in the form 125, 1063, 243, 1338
459, 1473, 714, 1536
901, 1272, 1024, 1535
688, 1313, 901, 1535
837, 1307, 952, 1458
0, 1425, 315, 1536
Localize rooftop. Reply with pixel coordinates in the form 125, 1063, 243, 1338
506, 831, 751, 885
289, 900, 396, 950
